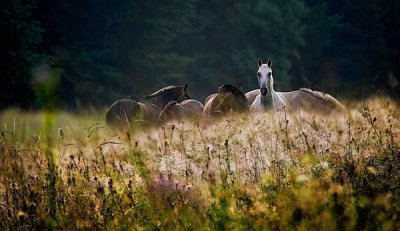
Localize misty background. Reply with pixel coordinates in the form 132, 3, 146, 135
1, 0, 399, 110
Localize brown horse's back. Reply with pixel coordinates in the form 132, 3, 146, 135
106, 99, 140, 130
156, 101, 186, 125
205, 93, 217, 105
180, 99, 204, 121
203, 84, 249, 119
203, 94, 216, 118
245, 89, 259, 106
106, 85, 190, 131
282, 89, 345, 113
106, 99, 161, 131
138, 102, 160, 123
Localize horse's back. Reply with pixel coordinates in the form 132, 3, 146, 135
137, 102, 160, 123
203, 94, 216, 118
205, 93, 217, 105
283, 89, 345, 113
181, 99, 204, 110
203, 89, 248, 119
180, 99, 204, 121
203, 93, 229, 118
245, 89, 259, 106
157, 101, 186, 125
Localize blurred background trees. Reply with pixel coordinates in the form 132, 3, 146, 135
0, 0, 43, 108
1, 0, 399, 109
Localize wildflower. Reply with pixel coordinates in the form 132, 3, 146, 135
296, 174, 309, 183
320, 161, 329, 169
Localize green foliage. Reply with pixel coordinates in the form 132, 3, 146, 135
317, 0, 400, 97
32, 64, 63, 109
42, 112, 58, 224
186, 0, 308, 94
1, 0, 400, 107
295, 2, 341, 89
0, 0, 43, 108
33, 0, 198, 107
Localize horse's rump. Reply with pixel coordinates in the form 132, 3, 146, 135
180, 99, 204, 121
106, 99, 140, 130
137, 102, 160, 124
157, 99, 204, 125
156, 101, 186, 125
205, 93, 217, 104
203, 84, 248, 118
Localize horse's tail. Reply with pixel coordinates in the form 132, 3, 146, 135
106, 99, 140, 130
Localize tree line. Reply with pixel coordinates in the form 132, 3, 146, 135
1, 0, 399, 109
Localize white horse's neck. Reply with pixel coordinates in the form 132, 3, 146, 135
252, 62, 286, 112
254, 88, 286, 111
260, 93, 273, 109
270, 90, 286, 109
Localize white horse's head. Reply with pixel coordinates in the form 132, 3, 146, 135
257, 59, 273, 96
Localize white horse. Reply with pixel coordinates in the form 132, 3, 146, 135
248, 59, 344, 113
249, 59, 286, 112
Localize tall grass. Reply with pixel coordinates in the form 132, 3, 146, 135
0, 97, 399, 230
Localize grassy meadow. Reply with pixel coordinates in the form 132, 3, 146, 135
1, 96, 400, 230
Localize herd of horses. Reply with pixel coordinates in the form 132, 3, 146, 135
106, 59, 344, 131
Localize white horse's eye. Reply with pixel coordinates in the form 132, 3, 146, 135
257, 73, 261, 78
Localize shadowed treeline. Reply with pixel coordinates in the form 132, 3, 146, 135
1, 0, 399, 110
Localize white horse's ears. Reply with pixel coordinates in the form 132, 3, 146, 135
257, 59, 262, 67
267, 59, 272, 68
184, 83, 188, 91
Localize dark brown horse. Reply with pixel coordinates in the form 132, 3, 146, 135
106, 84, 190, 130
203, 84, 248, 119
156, 99, 204, 125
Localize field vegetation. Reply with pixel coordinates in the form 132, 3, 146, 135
1, 96, 399, 230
